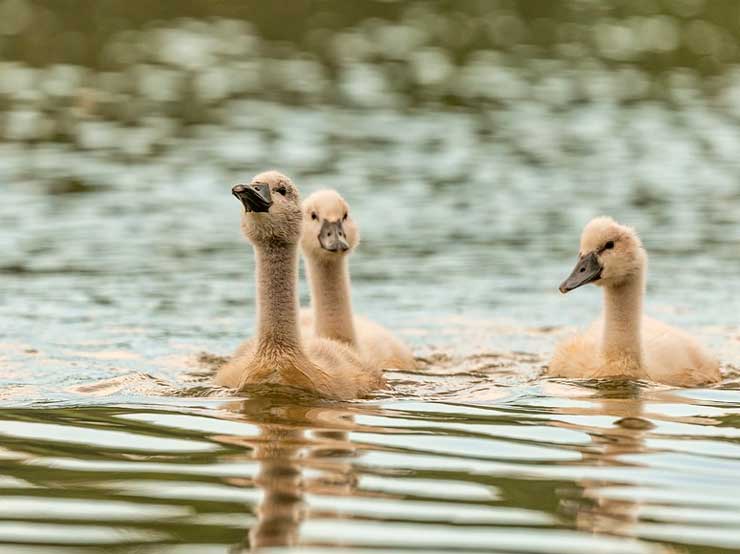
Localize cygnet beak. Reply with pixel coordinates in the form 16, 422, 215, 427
232, 183, 272, 213
559, 252, 602, 293
318, 219, 350, 253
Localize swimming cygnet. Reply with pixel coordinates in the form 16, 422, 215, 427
549, 216, 720, 387
299, 190, 417, 370
215, 172, 385, 399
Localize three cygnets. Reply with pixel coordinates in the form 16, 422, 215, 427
217, 171, 721, 398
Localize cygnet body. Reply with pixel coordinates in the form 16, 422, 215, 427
299, 189, 416, 370
549, 217, 720, 387
215, 172, 385, 399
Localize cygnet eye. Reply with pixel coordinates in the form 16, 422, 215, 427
343, 212, 348, 221
604, 241, 615, 250
311, 212, 318, 221
275, 186, 287, 196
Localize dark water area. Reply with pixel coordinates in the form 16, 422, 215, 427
1, 1, 739, 552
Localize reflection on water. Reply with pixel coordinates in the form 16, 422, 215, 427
1, 386, 740, 552
1, 1, 740, 553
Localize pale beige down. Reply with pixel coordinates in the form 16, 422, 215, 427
299, 189, 417, 370
215, 171, 385, 400
549, 216, 721, 387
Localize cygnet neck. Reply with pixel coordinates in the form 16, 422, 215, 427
305, 254, 357, 345
254, 242, 303, 355
602, 268, 645, 376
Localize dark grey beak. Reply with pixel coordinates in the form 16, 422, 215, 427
559, 252, 602, 294
232, 183, 272, 213
318, 220, 350, 252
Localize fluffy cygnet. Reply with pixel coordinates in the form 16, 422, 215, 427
549, 216, 720, 387
299, 189, 417, 370
215, 172, 385, 399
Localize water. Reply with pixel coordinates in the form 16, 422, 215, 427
2, 388, 740, 553
1, 1, 740, 552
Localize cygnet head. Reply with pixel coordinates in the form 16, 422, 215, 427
232, 171, 303, 246
300, 190, 359, 260
560, 216, 647, 293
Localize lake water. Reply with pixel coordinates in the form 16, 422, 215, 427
1, 2, 739, 552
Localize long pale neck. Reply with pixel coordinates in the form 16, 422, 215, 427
305, 255, 356, 345
254, 243, 302, 354
602, 270, 645, 374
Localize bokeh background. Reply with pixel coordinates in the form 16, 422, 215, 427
0, 0, 739, 387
